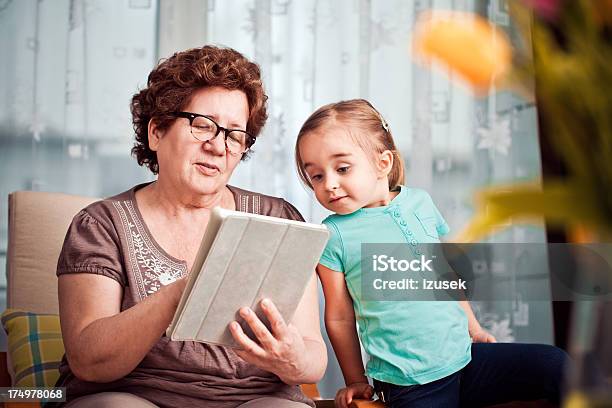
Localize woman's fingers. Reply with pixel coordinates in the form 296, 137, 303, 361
229, 321, 267, 358
260, 298, 288, 338
238, 306, 277, 348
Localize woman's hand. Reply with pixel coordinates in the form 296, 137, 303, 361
229, 298, 310, 384
335, 382, 374, 408
58, 273, 191, 382
470, 327, 497, 343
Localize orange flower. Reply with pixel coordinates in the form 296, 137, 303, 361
412, 11, 512, 93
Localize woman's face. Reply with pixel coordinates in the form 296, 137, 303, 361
150, 86, 250, 197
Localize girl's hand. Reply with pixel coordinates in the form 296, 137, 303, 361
229, 298, 308, 384
335, 382, 374, 408
471, 328, 497, 343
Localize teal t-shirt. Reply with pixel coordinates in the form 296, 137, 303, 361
319, 186, 471, 386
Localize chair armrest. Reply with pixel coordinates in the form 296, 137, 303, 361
350, 399, 385, 408
313, 399, 336, 408
314, 397, 384, 408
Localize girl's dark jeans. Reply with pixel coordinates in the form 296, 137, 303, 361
373, 343, 569, 408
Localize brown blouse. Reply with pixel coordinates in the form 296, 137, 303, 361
54, 183, 314, 408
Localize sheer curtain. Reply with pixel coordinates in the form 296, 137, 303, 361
0, 0, 157, 351
0, 0, 553, 396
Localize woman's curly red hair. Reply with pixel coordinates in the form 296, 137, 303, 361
131, 45, 268, 174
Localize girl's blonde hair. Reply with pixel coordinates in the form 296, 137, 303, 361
295, 99, 405, 190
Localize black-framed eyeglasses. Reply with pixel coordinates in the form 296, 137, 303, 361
171, 111, 256, 156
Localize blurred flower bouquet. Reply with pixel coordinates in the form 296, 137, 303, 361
412, 2, 612, 406
412, 0, 612, 243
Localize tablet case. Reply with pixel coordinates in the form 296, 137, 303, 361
167, 207, 329, 347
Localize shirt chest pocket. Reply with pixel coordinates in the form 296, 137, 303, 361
414, 211, 440, 240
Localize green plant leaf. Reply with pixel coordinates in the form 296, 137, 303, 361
455, 180, 611, 242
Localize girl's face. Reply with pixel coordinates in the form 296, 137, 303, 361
298, 127, 392, 215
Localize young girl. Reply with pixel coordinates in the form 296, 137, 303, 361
295, 99, 568, 408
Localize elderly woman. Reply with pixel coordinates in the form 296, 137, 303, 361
54, 45, 327, 408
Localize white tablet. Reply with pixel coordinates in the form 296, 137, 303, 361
167, 207, 329, 347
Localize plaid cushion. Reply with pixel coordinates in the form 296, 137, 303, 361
1, 309, 64, 387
